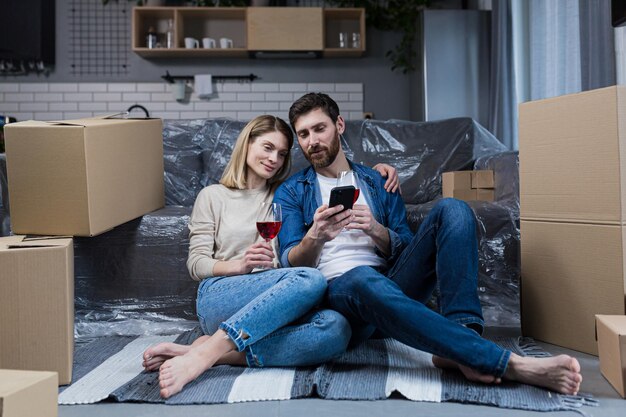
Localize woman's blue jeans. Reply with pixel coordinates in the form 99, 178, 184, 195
197, 266, 351, 368
327, 198, 510, 377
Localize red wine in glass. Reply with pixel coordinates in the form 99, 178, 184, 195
337, 171, 360, 204
257, 221, 282, 241
257, 203, 282, 243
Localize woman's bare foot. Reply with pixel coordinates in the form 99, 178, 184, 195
143, 335, 211, 371
505, 353, 582, 395
143, 343, 191, 371
159, 351, 209, 398
158, 330, 235, 398
215, 350, 248, 366
432, 355, 502, 384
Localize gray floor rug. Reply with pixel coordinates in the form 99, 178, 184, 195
58, 328, 597, 413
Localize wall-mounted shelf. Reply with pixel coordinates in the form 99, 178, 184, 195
132, 7, 365, 58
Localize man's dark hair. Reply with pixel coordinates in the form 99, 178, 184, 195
288, 92, 341, 130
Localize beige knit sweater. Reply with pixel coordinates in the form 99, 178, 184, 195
186, 184, 275, 281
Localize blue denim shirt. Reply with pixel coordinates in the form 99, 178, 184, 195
273, 160, 413, 270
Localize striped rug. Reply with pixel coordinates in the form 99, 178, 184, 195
58, 328, 597, 413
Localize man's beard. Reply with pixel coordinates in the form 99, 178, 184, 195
304, 133, 340, 169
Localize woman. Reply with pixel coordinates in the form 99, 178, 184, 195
143, 115, 399, 399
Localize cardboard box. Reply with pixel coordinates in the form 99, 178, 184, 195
0, 236, 74, 384
519, 86, 626, 354
442, 170, 494, 201
519, 86, 626, 223
0, 370, 57, 417
442, 171, 472, 196
4, 116, 164, 236
471, 170, 495, 189
596, 315, 626, 397
521, 221, 625, 355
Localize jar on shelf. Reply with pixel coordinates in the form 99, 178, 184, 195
166, 19, 174, 49
147, 26, 157, 49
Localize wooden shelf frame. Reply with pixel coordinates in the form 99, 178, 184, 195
132, 6, 365, 58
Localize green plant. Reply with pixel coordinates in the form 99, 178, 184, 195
330, 0, 431, 74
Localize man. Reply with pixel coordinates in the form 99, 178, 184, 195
274, 92, 582, 395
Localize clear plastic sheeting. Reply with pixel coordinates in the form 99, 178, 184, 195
343, 117, 508, 205
163, 119, 247, 207
405, 151, 521, 326
74, 297, 197, 339
73, 206, 198, 338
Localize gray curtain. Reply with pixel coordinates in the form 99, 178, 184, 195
489, 0, 517, 150
528, 0, 582, 100
527, 0, 615, 100
579, 0, 616, 90
501, 0, 616, 149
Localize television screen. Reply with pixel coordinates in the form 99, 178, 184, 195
0, 0, 55, 64
613, 0, 626, 27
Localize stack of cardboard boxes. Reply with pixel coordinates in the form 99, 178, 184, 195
442, 170, 495, 202
0, 116, 165, 414
519, 86, 626, 393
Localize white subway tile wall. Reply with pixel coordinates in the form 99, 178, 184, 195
0, 83, 364, 121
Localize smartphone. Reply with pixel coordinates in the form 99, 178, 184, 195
329, 185, 356, 212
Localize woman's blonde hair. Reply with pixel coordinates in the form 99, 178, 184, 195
220, 115, 294, 190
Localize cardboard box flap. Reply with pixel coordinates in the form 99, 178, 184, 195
596, 315, 626, 336
0, 236, 72, 251
0, 370, 58, 396
5, 120, 62, 128
48, 118, 155, 129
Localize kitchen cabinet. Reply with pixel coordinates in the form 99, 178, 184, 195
132, 7, 365, 58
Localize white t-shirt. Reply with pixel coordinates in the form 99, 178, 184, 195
316, 173, 387, 280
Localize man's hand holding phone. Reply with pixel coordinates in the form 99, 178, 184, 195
308, 201, 353, 244
329, 185, 356, 212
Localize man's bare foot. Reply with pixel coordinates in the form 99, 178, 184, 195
432, 355, 502, 384
505, 353, 582, 395
143, 335, 211, 371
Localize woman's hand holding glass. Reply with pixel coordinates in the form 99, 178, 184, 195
238, 241, 275, 274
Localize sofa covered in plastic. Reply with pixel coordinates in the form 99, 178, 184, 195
0, 117, 520, 337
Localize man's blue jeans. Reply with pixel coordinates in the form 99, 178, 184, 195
327, 198, 510, 377
197, 266, 351, 368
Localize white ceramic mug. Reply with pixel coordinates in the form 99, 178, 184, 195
338, 32, 348, 48
184, 37, 199, 49
202, 37, 216, 48
219, 38, 234, 49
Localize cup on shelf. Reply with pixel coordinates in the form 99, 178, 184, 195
184, 37, 199, 49
351, 32, 361, 49
202, 37, 216, 49
338, 32, 348, 48
219, 38, 234, 49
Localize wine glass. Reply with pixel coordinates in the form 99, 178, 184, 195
256, 202, 282, 269
257, 202, 282, 241
336, 170, 360, 204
